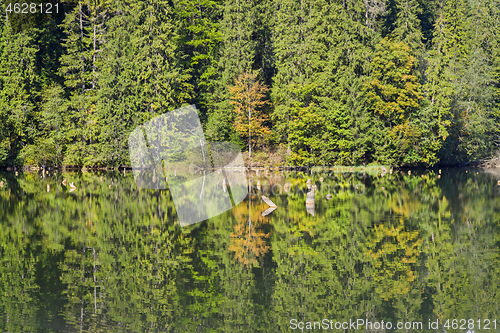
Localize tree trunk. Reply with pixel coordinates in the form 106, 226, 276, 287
79, 3, 85, 94
248, 104, 251, 159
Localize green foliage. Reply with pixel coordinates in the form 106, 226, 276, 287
4, 0, 62, 33
365, 38, 422, 123
390, 0, 424, 55
205, 0, 257, 143
0, 21, 39, 166
1, 169, 500, 330
92, 0, 192, 166
19, 85, 68, 166
229, 71, 271, 158
173, 0, 222, 120
0, 0, 499, 168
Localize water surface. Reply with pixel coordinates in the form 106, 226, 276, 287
0, 169, 499, 332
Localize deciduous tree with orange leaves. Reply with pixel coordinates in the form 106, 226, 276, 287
228, 72, 271, 159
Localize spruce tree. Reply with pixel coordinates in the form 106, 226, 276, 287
270, 0, 327, 160
20, 85, 68, 165
271, 0, 379, 165
0, 19, 38, 165
205, 0, 256, 143
320, 0, 378, 165
391, 0, 424, 56
425, 0, 497, 163
173, 0, 222, 121
58, 0, 108, 165
95, 0, 191, 165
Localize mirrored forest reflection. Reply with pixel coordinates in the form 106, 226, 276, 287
0, 169, 499, 332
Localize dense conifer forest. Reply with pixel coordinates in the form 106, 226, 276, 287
0, 0, 499, 167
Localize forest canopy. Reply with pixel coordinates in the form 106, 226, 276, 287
0, 0, 499, 167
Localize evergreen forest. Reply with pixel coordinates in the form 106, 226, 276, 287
1, 0, 500, 167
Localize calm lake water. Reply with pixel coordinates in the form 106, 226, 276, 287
0, 168, 499, 332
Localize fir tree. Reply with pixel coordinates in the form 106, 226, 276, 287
173, 0, 222, 121
364, 38, 433, 165
95, 0, 191, 165
58, 0, 108, 165
391, 0, 424, 55
205, 0, 256, 143
0, 20, 38, 165
270, 0, 328, 159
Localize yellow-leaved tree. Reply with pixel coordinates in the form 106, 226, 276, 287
228, 72, 271, 159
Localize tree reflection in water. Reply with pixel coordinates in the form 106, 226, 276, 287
0, 169, 498, 332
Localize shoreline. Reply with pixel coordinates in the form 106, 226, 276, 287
1, 163, 498, 173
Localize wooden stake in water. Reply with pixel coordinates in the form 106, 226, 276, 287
306, 189, 315, 216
